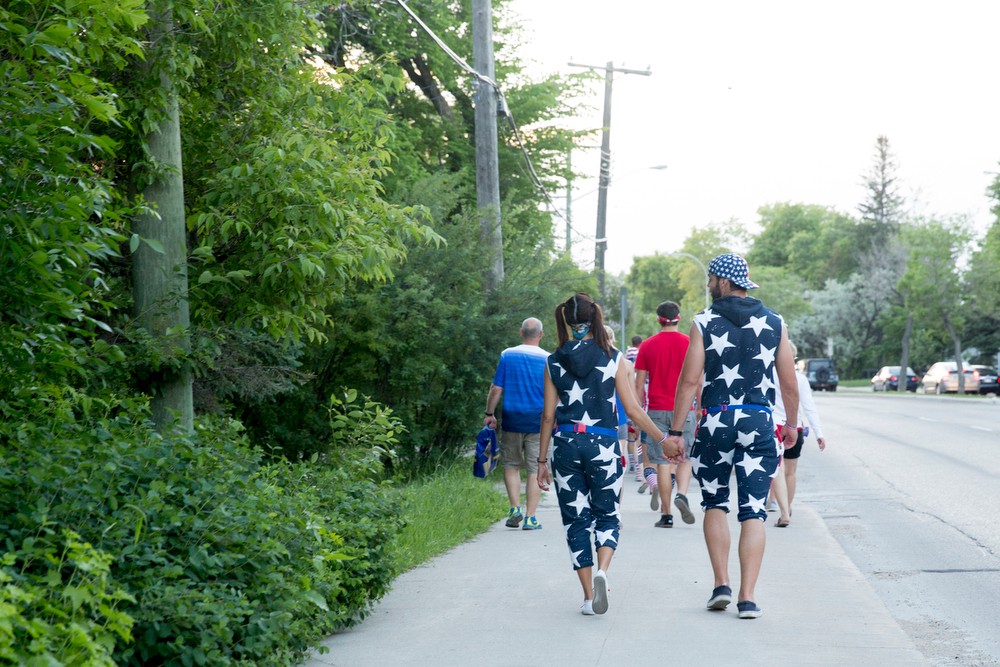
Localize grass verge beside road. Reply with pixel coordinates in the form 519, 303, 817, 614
392, 461, 507, 573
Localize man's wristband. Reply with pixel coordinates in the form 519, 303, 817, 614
485, 412, 493, 417
667, 429, 684, 437
536, 459, 548, 464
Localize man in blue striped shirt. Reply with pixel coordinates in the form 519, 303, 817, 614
485, 318, 548, 530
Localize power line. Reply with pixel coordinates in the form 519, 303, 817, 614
392, 0, 570, 228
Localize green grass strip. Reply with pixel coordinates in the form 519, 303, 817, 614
391, 461, 508, 573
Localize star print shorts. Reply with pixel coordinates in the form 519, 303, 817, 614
690, 410, 778, 522
551, 433, 623, 570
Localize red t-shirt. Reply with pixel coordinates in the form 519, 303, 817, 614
634, 330, 689, 411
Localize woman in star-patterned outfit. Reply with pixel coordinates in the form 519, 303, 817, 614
536, 293, 680, 616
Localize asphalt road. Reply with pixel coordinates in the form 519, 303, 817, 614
800, 388, 1000, 666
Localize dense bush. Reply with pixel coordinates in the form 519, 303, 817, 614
1, 529, 134, 666
0, 385, 402, 665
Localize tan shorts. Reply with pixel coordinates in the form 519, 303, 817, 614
500, 430, 541, 474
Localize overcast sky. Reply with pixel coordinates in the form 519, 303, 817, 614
503, 0, 1000, 275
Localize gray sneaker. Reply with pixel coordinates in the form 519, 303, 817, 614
674, 493, 695, 524
592, 570, 609, 615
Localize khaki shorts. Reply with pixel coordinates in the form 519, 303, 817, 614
641, 409, 696, 464
500, 430, 541, 474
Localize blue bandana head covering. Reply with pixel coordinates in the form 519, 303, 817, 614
708, 253, 759, 289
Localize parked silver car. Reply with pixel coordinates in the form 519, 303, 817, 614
920, 361, 980, 394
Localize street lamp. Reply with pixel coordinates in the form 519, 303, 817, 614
669, 252, 710, 309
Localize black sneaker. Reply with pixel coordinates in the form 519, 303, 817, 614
674, 493, 695, 525
654, 514, 673, 528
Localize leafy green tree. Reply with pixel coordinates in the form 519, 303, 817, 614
965, 218, 1000, 363
625, 254, 683, 337
897, 219, 973, 391
794, 269, 898, 377
748, 203, 860, 289
0, 0, 144, 388
749, 266, 812, 325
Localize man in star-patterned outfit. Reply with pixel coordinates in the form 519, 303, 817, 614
666, 254, 799, 620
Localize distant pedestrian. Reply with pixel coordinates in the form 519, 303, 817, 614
667, 254, 799, 619
604, 326, 634, 486
634, 301, 698, 528
772, 340, 827, 521
537, 293, 680, 615
625, 335, 643, 475
484, 318, 548, 530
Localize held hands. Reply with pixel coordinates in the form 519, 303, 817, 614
663, 435, 686, 462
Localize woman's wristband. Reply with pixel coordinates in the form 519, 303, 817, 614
536, 459, 548, 464
783, 422, 796, 428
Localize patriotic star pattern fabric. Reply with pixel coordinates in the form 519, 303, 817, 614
547, 340, 623, 570
690, 298, 783, 522
707, 253, 759, 289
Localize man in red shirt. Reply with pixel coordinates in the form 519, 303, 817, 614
634, 301, 697, 527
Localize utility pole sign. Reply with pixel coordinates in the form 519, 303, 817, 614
568, 61, 651, 302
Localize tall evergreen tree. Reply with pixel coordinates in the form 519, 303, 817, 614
857, 135, 905, 249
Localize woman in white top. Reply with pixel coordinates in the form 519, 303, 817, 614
771, 342, 828, 524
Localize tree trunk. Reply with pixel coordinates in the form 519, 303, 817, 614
943, 314, 965, 394
897, 311, 912, 392
132, 0, 193, 432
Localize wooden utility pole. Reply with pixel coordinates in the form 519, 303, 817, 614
568, 61, 651, 302
472, 0, 504, 293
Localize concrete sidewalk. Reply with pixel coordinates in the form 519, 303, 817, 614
303, 473, 928, 667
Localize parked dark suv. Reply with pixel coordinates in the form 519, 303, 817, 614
796, 358, 839, 391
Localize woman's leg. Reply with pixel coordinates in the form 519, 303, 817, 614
784, 457, 799, 511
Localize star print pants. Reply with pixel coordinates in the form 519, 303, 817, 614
552, 433, 622, 570
691, 410, 778, 522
